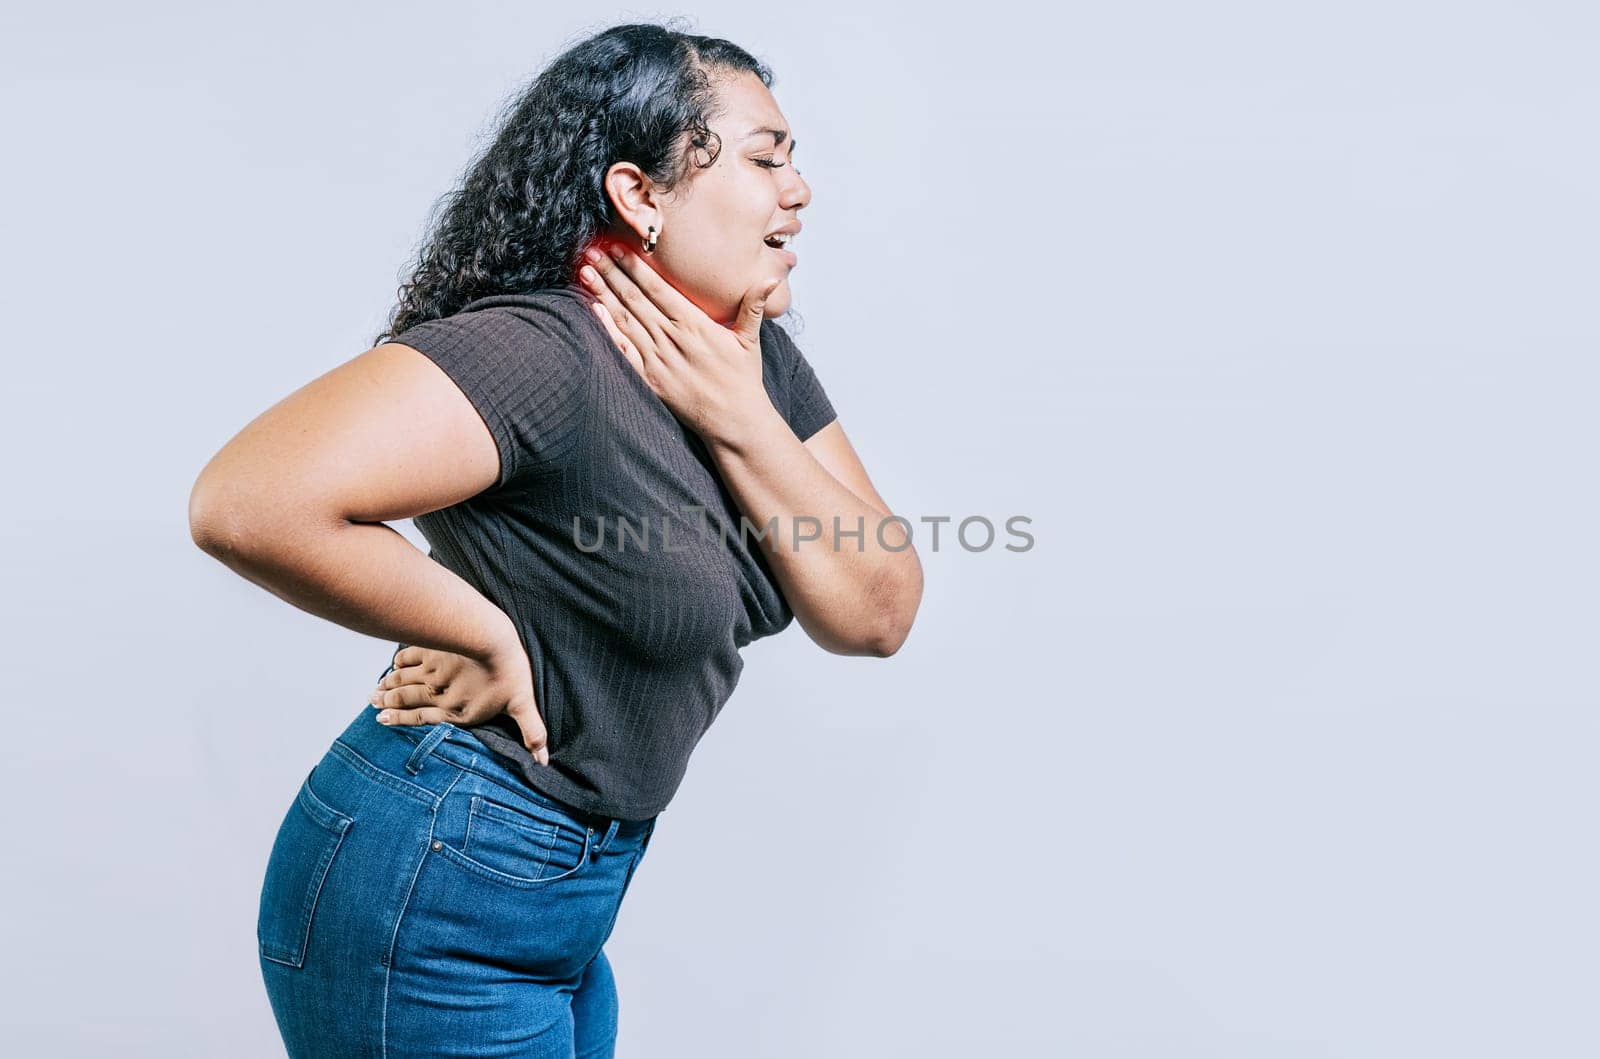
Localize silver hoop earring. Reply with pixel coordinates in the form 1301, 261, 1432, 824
642, 225, 658, 254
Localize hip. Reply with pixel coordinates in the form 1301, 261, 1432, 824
257, 703, 657, 986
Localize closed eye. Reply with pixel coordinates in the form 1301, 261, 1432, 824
755, 142, 799, 172
755, 157, 803, 178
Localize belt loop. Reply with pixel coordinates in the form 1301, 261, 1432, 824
404, 724, 451, 775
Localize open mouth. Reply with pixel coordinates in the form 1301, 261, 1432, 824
763, 234, 793, 250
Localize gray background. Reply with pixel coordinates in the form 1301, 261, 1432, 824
3, 2, 1596, 1055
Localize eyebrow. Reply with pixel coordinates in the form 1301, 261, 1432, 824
744, 126, 794, 151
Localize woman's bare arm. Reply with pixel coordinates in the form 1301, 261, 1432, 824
703, 412, 924, 658
188, 342, 517, 663
577, 247, 923, 657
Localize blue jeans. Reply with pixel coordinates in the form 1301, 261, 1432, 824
257, 675, 657, 1057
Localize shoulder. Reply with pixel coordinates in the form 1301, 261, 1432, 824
757, 318, 797, 398
758, 317, 804, 375
758, 316, 837, 442
396, 285, 596, 355
388, 284, 598, 488
758, 315, 792, 352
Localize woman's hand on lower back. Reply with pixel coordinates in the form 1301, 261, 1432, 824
368, 635, 550, 766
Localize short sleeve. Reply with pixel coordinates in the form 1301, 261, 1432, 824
394, 305, 590, 491
764, 321, 838, 442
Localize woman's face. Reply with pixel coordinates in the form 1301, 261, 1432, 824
603, 70, 811, 324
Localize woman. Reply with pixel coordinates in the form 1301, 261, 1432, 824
190, 21, 922, 1058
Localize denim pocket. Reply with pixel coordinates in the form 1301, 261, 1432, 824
257, 766, 354, 968
441, 792, 592, 888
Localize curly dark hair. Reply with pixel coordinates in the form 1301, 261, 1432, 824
376, 20, 774, 345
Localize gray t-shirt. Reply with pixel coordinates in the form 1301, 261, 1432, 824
389, 281, 837, 820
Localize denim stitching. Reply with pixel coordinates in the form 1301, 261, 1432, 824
439, 757, 569, 818
430, 822, 593, 890
593, 845, 645, 957
404, 723, 451, 775
259, 773, 354, 968
389, 723, 658, 831
298, 765, 354, 831
389, 725, 595, 822
380, 767, 465, 1057
467, 794, 561, 880
328, 739, 438, 808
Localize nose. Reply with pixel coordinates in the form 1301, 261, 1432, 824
780, 164, 811, 212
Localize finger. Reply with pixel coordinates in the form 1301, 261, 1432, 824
590, 300, 646, 376
593, 248, 672, 349
735, 278, 782, 346
582, 268, 655, 364
373, 706, 453, 727
371, 683, 438, 713
375, 662, 439, 693
371, 668, 427, 707
392, 644, 420, 669
504, 700, 551, 767
605, 243, 698, 327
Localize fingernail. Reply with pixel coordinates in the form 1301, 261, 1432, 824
377, 711, 393, 724
607, 244, 623, 260
583, 247, 601, 265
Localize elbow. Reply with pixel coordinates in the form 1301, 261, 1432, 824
865, 626, 908, 658
864, 563, 923, 658
188, 475, 242, 557
191, 512, 259, 562
188, 471, 286, 561
865, 607, 917, 657
807, 608, 914, 658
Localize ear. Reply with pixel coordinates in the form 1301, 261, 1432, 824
603, 161, 663, 242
